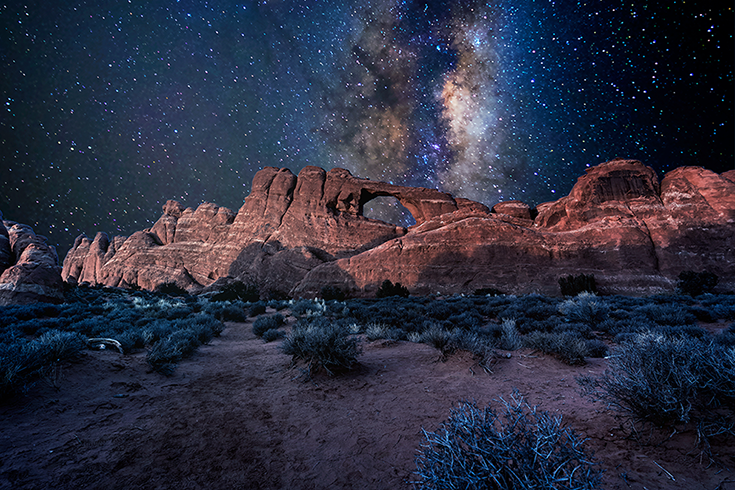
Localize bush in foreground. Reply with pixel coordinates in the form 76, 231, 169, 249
414, 392, 602, 489
280, 318, 361, 376
578, 332, 735, 444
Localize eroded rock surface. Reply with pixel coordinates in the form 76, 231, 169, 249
62, 160, 735, 297
0, 213, 63, 305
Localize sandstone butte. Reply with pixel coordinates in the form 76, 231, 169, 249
56, 159, 735, 299
0, 211, 64, 305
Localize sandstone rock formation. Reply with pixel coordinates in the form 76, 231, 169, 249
0, 212, 64, 305
62, 160, 735, 297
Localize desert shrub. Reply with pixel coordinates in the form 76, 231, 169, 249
211, 281, 260, 302
652, 324, 708, 338
551, 321, 592, 338
498, 319, 522, 351
426, 301, 454, 320
678, 270, 719, 297
420, 324, 453, 355
15, 317, 72, 336
445, 330, 497, 371
413, 392, 602, 490
376, 279, 409, 298
261, 329, 285, 342
0, 331, 87, 400
558, 292, 609, 328
497, 295, 557, 327
712, 303, 735, 321
714, 331, 735, 347
365, 323, 390, 341
252, 314, 285, 337
523, 331, 604, 365
72, 316, 110, 337
35, 331, 87, 363
280, 318, 361, 376
116, 329, 147, 353
633, 303, 696, 326
248, 301, 267, 317
688, 305, 718, 323
267, 299, 288, 311
215, 303, 247, 322
146, 329, 203, 375
559, 273, 597, 296
446, 311, 483, 330
320, 285, 346, 301
155, 282, 189, 297
139, 319, 178, 345
178, 314, 224, 344
578, 332, 735, 435
165, 304, 194, 320
290, 299, 323, 317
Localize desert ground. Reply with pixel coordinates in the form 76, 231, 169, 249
1, 314, 733, 490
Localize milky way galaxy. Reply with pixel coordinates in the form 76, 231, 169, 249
1, 1, 732, 254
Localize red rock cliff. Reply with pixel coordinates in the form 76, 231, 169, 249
62, 160, 735, 297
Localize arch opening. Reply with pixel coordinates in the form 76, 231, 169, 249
362, 196, 416, 227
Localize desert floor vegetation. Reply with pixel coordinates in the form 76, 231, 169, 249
1, 285, 734, 488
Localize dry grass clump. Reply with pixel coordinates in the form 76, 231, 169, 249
280, 318, 361, 377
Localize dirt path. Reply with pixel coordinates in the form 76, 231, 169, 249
1, 317, 733, 489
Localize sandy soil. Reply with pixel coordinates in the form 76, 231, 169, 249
1, 315, 733, 490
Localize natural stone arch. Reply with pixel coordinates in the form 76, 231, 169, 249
362, 194, 417, 227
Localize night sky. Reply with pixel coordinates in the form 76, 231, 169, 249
1, 1, 732, 258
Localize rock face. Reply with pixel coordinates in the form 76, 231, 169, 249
0, 213, 64, 305
62, 160, 735, 297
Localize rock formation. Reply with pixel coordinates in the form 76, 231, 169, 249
0, 212, 64, 305
62, 160, 735, 297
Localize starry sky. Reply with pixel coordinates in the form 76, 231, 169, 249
1, 1, 732, 257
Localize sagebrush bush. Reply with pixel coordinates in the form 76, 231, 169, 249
365, 323, 390, 341
261, 329, 285, 342
144, 316, 224, 375
498, 319, 522, 351
291, 299, 323, 317
280, 318, 361, 376
523, 331, 604, 365
414, 392, 602, 490
558, 292, 609, 328
420, 324, 453, 354
0, 331, 87, 399
252, 314, 285, 337
578, 332, 735, 433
